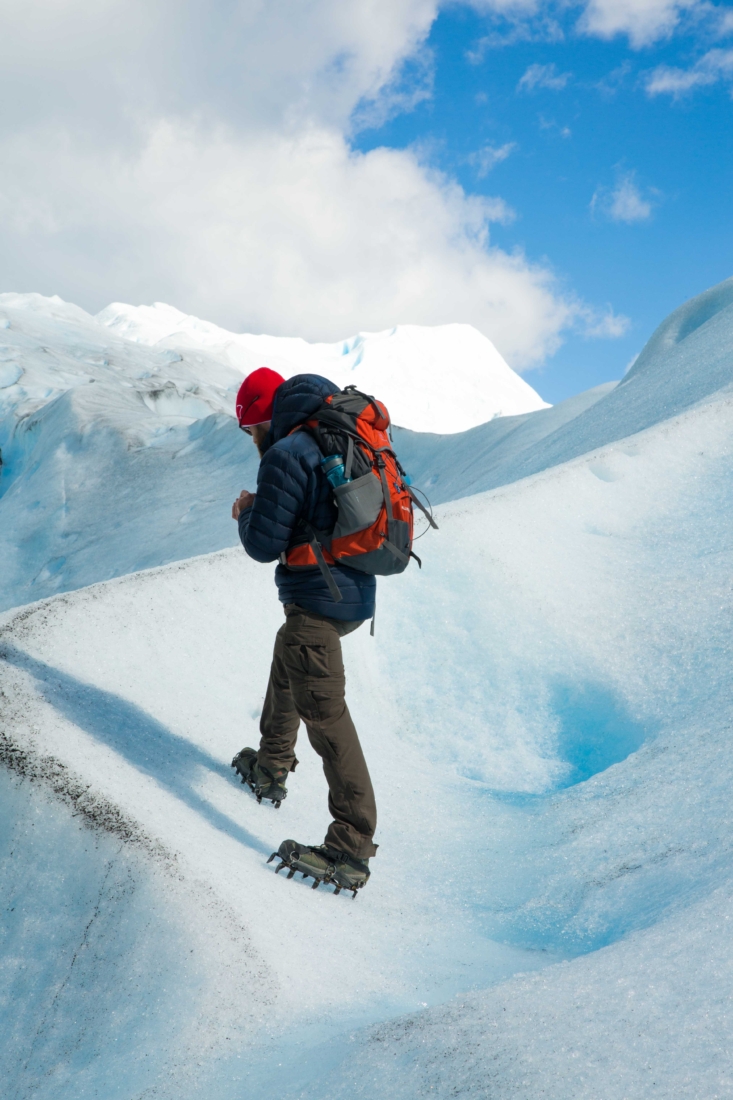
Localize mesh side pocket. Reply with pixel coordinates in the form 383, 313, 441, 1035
332, 472, 383, 537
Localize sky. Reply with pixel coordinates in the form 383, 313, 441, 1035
0, 0, 731, 402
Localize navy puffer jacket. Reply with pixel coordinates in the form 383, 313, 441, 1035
238, 374, 376, 622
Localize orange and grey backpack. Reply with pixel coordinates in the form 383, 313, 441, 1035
282, 385, 437, 604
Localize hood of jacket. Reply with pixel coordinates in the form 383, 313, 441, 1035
265, 373, 339, 449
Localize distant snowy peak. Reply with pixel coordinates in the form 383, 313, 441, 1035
97, 301, 550, 433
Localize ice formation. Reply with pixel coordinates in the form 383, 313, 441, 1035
0, 293, 546, 612
1, 278, 732, 1098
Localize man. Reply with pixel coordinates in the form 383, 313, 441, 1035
231, 367, 377, 896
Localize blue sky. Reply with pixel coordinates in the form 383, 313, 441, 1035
356, 6, 733, 401
0, 1, 731, 405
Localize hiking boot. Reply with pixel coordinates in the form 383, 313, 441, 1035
231, 747, 288, 807
267, 838, 370, 897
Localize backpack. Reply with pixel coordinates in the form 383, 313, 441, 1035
283, 385, 437, 603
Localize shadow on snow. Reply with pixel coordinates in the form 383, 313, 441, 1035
0, 643, 271, 856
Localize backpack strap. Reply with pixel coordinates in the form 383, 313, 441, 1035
344, 435, 355, 480
374, 451, 410, 565
341, 385, 388, 427
304, 523, 343, 603
407, 486, 439, 530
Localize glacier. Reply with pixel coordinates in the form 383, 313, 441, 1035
0, 294, 546, 613
0, 278, 732, 1098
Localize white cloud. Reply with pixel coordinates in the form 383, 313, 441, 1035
595, 60, 633, 97
463, 0, 542, 14
463, 1, 564, 59
0, 0, 442, 138
538, 115, 572, 137
0, 0, 626, 370
645, 48, 733, 97
581, 305, 631, 338
518, 62, 573, 91
468, 141, 518, 176
467, 0, 728, 57
0, 120, 577, 367
718, 8, 733, 35
577, 0, 702, 48
591, 172, 655, 223
609, 178, 653, 222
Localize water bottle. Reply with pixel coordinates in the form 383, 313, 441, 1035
321, 454, 351, 488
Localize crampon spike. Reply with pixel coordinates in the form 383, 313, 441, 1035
267, 852, 277, 864
333, 886, 341, 895
287, 868, 296, 879
275, 861, 287, 874
351, 889, 358, 899
312, 878, 321, 890
275, 801, 281, 809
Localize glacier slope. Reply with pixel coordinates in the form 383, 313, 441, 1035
397, 275, 733, 505
3, 278, 732, 616
0, 293, 549, 613
0, 768, 264, 1100
1, 278, 732, 1096
1, 370, 732, 1096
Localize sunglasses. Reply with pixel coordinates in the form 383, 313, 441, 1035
239, 424, 252, 435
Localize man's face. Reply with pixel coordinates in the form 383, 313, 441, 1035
245, 421, 270, 457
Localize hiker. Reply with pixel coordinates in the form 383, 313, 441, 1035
231, 367, 377, 895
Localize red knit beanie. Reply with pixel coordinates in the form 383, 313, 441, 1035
235, 367, 285, 427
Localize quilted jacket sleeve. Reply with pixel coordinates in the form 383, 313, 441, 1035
238, 443, 309, 563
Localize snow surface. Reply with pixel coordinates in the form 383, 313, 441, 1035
1, 278, 733, 1097
98, 299, 549, 433
0, 292, 547, 613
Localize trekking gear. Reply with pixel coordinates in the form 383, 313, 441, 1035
283, 385, 438, 600
268, 838, 371, 898
231, 747, 288, 807
238, 374, 376, 622
236, 367, 285, 427
320, 453, 350, 488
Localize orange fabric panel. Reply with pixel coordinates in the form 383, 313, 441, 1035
331, 517, 387, 558
285, 542, 335, 568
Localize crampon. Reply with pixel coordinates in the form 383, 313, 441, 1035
231, 747, 287, 807
267, 839, 370, 899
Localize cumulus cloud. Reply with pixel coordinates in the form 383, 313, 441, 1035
645, 48, 733, 97
1, 121, 573, 365
591, 172, 655, 223
577, 0, 702, 48
467, 141, 518, 176
518, 62, 573, 91
0, 0, 625, 370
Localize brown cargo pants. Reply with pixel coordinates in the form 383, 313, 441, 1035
257, 603, 378, 860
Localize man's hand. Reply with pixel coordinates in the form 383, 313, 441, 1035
232, 490, 255, 520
